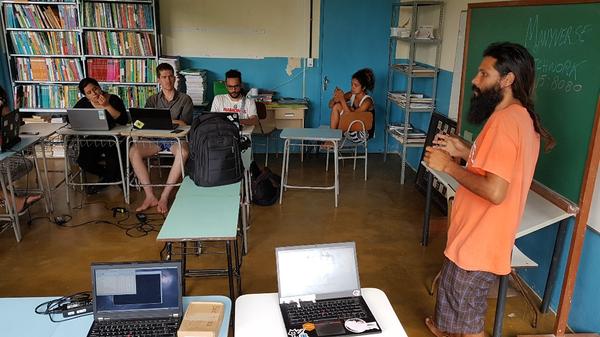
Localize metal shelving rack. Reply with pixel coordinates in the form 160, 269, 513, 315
0, 0, 160, 112
384, 0, 444, 184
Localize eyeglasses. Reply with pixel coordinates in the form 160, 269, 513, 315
226, 85, 241, 89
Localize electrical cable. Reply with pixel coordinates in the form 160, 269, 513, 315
34, 292, 92, 323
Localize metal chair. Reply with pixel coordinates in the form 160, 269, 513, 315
325, 109, 374, 181
253, 101, 277, 167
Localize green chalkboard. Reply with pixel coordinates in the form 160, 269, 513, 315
459, 1, 600, 203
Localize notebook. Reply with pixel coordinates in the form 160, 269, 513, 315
1, 109, 22, 151
87, 260, 183, 337
67, 109, 111, 131
129, 108, 177, 130
276, 242, 382, 337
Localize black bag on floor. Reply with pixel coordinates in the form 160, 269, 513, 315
186, 113, 243, 187
250, 161, 280, 206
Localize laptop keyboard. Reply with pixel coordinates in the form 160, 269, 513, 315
88, 317, 179, 337
285, 297, 368, 325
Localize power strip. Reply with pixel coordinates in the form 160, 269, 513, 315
60, 302, 93, 318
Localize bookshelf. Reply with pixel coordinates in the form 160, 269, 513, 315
383, 1, 444, 184
0, 0, 160, 112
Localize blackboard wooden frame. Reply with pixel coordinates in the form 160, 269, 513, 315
460, 1, 600, 336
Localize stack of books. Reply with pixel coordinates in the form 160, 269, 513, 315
16, 57, 83, 82
10, 31, 80, 55
19, 84, 79, 109
388, 123, 426, 143
105, 86, 158, 109
255, 91, 274, 103
179, 68, 207, 105
84, 31, 155, 56
388, 92, 433, 110
84, 2, 153, 29
391, 63, 436, 75
86, 59, 156, 83
4, 3, 78, 29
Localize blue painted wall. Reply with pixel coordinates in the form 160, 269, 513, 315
517, 221, 600, 332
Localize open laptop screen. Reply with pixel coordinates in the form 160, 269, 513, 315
276, 242, 361, 300
91, 261, 182, 319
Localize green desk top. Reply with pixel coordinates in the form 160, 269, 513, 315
176, 176, 241, 197
157, 177, 240, 241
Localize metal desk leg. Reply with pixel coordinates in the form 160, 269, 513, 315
0, 170, 20, 242
30, 150, 50, 214
334, 140, 339, 207
226, 241, 235, 301
234, 238, 241, 296
284, 139, 290, 187
422, 171, 433, 246
241, 200, 248, 255
181, 241, 188, 295
126, 136, 131, 205
541, 218, 568, 312
112, 135, 128, 204
40, 143, 54, 213
279, 139, 289, 204
63, 135, 71, 205
492, 275, 509, 337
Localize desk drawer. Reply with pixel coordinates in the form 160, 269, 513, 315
274, 109, 304, 120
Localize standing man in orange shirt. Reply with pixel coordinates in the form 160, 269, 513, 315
424, 42, 554, 337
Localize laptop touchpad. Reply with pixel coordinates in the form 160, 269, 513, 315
315, 319, 346, 336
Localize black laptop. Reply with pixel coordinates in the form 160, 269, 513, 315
1, 110, 22, 151
87, 260, 183, 337
276, 242, 382, 337
129, 108, 177, 130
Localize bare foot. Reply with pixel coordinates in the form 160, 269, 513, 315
15, 194, 43, 213
157, 197, 169, 214
136, 196, 158, 212
425, 317, 449, 337
319, 142, 334, 151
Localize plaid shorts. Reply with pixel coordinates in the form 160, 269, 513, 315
435, 258, 497, 334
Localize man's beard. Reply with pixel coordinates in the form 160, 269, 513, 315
229, 92, 241, 99
468, 84, 503, 124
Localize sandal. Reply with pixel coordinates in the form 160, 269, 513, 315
425, 317, 449, 337
16, 194, 42, 214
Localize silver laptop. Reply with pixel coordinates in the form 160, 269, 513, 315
67, 108, 111, 131
87, 260, 183, 337
276, 242, 381, 337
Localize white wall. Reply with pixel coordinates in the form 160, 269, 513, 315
439, 0, 517, 71
159, 0, 320, 58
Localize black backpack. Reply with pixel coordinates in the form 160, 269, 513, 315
185, 113, 243, 187
249, 161, 280, 206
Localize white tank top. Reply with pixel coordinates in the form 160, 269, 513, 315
349, 94, 372, 111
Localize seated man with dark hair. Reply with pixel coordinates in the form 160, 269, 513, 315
73, 77, 129, 194
211, 69, 258, 126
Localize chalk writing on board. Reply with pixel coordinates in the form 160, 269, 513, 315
535, 58, 587, 93
525, 15, 592, 52
535, 58, 586, 81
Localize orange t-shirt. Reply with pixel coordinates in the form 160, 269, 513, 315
445, 104, 540, 275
